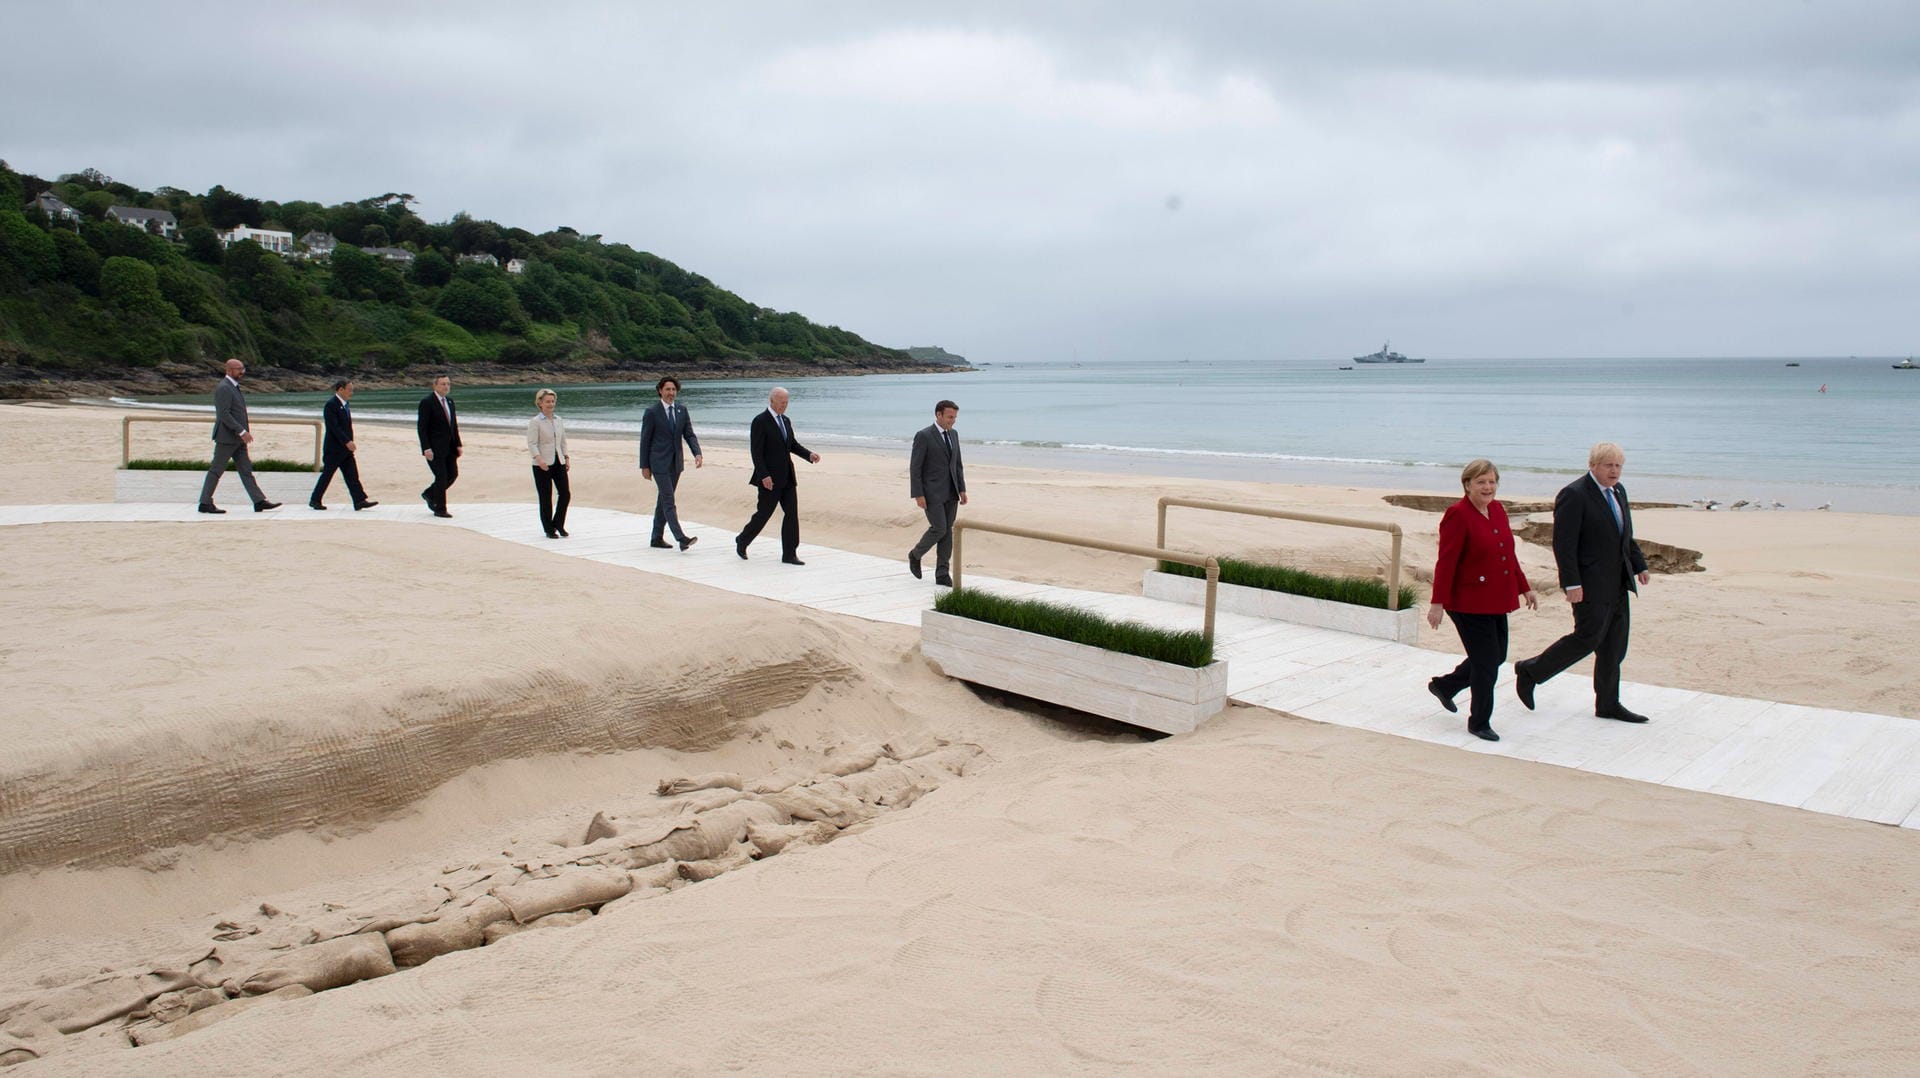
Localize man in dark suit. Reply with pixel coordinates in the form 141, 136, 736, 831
734, 387, 820, 564
197, 357, 280, 514
416, 374, 461, 518
309, 378, 377, 511
638, 375, 703, 551
907, 399, 968, 586
1514, 442, 1653, 723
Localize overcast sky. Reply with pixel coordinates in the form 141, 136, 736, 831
6, 1, 1916, 361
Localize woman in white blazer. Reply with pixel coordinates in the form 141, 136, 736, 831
527, 388, 571, 537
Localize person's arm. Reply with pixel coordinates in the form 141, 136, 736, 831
682, 413, 702, 467
417, 398, 433, 458
909, 429, 928, 503
1427, 505, 1465, 628
1621, 488, 1650, 581
638, 408, 657, 478
1552, 484, 1584, 602
788, 426, 818, 464
557, 417, 567, 465
1501, 504, 1537, 609
527, 417, 544, 468
450, 402, 461, 453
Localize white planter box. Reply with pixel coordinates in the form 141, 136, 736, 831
116, 468, 321, 506
920, 610, 1228, 735
1142, 569, 1421, 643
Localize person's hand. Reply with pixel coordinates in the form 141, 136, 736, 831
455, 447, 463, 458
1426, 605, 1444, 630
240, 431, 253, 445
1565, 585, 1584, 604
694, 455, 703, 469
1637, 571, 1650, 586
423, 448, 434, 461
345, 440, 355, 453
915, 496, 926, 509
1522, 590, 1539, 610
536, 462, 547, 471
642, 468, 652, 480
761, 477, 774, 490
808, 452, 821, 464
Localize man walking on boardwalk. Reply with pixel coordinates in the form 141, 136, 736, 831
417, 374, 461, 518
907, 399, 968, 587
1513, 442, 1653, 723
310, 378, 377, 511
735, 387, 820, 565
639, 376, 703, 551
197, 358, 280, 514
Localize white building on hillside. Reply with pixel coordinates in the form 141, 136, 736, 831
221, 225, 294, 254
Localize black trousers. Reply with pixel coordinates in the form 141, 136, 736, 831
423, 449, 458, 508
910, 497, 960, 574
311, 453, 367, 506
736, 484, 799, 557
650, 469, 687, 543
1434, 611, 1509, 729
1525, 582, 1631, 711
533, 463, 570, 534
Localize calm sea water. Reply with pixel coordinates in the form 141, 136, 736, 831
130, 355, 1920, 513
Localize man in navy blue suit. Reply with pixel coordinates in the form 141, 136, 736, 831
638, 376, 703, 550
310, 378, 377, 511
1514, 442, 1652, 723
735, 387, 820, 564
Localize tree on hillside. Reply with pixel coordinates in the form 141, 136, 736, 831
328, 244, 408, 304
204, 185, 262, 229
0, 210, 60, 283
410, 249, 453, 287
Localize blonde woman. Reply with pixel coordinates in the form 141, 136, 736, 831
527, 388, 571, 538
1427, 459, 1537, 741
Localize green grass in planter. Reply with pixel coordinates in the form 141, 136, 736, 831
125, 458, 318, 473
1157, 557, 1417, 611
933, 587, 1213, 668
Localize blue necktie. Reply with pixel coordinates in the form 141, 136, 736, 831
1604, 486, 1622, 529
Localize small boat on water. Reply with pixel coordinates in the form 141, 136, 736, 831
1353, 341, 1424, 364
1337, 365, 1354, 371
1785, 362, 1800, 367
1895, 357, 1918, 370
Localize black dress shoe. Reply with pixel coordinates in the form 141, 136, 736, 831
1469, 726, 1501, 742
421, 490, 434, 507
1514, 662, 1538, 711
736, 541, 749, 560
556, 526, 568, 537
934, 574, 953, 587
354, 500, 379, 510
908, 551, 923, 579
309, 502, 327, 511
433, 508, 453, 519
1597, 705, 1650, 724
546, 530, 559, 539
1428, 679, 1458, 713
650, 539, 673, 549
197, 504, 225, 514
782, 556, 806, 566
679, 536, 698, 551
254, 500, 281, 512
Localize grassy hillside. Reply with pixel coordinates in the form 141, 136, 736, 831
0, 162, 924, 389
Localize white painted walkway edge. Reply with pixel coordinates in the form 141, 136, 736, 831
8, 502, 1918, 831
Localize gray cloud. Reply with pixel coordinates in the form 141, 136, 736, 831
6, 1, 1916, 360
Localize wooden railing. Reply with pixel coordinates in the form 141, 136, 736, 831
1155, 496, 1406, 610
951, 519, 1222, 644
122, 415, 324, 468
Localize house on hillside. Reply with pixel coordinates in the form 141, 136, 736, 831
457, 252, 499, 267
363, 246, 415, 265
505, 258, 526, 275
25, 192, 80, 224
105, 205, 178, 238
221, 225, 294, 254
298, 231, 338, 258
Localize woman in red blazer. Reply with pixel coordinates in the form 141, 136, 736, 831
1427, 459, 1537, 741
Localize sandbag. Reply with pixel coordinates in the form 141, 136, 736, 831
748, 765, 816, 795
482, 908, 593, 945
677, 846, 753, 882
826, 765, 924, 806
130, 985, 312, 1046
656, 772, 743, 796
384, 896, 513, 967
234, 933, 395, 995
27, 974, 149, 1034
582, 811, 621, 844
147, 987, 227, 1025
610, 805, 769, 869
747, 820, 836, 858
882, 734, 950, 761
759, 786, 864, 828
492, 866, 631, 924
815, 746, 885, 778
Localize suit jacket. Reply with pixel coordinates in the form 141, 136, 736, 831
1430, 498, 1531, 614
747, 409, 812, 490
1552, 474, 1648, 597
322, 395, 355, 462
908, 423, 966, 503
638, 401, 700, 475
417, 393, 461, 455
211, 377, 248, 445
527, 413, 569, 467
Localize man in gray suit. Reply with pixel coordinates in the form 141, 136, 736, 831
638, 375, 703, 550
907, 399, 968, 586
197, 358, 280, 514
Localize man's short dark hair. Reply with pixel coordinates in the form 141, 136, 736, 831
934, 399, 958, 414
331, 378, 352, 392
657, 376, 682, 393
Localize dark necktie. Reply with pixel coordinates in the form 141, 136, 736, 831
1604, 486, 1622, 529
665, 405, 676, 432
778, 414, 790, 442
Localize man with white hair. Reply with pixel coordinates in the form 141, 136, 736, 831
1513, 442, 1652, 723
735, 387, 821, 564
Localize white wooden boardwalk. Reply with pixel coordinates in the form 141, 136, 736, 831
8, 501, 1920, 831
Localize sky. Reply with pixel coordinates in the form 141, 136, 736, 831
5, 1, 1916, 362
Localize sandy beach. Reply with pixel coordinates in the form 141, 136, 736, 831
2, 398, 1918, 1074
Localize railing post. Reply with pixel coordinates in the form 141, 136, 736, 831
1156, 496, 1169, 549
951, 523, 964, 591
121, 417, 132, 467
1387, 526, 1403, 610
1202, 556, 1219, 646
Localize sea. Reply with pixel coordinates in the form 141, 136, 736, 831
125, 355, 1920, 514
